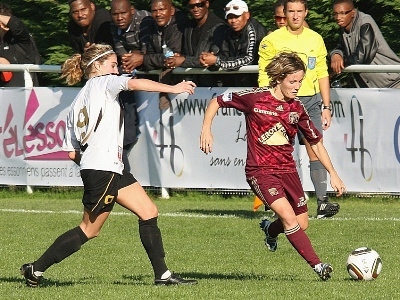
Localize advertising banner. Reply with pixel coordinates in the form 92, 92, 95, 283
0, 87, 399, 192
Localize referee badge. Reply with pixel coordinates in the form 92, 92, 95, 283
308, 57, 316, 70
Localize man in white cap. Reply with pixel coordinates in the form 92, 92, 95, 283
199, 0, 266, 87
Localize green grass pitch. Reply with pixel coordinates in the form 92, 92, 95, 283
1, 188, 399, 300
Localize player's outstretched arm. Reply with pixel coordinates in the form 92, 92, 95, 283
128, 79, 196, 95
200, 98, 220, 154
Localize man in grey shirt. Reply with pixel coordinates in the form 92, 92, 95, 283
330, 0, 400, 88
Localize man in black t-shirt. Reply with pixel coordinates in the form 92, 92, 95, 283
0, 3, 40, 87
164, 0, 227, 86
200, 0, 267, 87
110, 0, 153, 172
68, 0, 114, 53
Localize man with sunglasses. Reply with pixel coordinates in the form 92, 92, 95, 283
272, 0, 287, 30
164, 0, 227, 86
258, 0, 340, 224
330, 0, 400, 88
199, 0, 267, 87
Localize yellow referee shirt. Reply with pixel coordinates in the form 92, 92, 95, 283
258, 26, 329, 96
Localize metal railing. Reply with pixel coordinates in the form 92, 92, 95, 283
2, 63, 400, 87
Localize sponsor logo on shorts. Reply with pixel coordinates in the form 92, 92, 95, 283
297, 196, 307, 207
268, 188, 279, 196
104, 195, 115, 204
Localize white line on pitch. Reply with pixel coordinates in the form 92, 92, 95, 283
1, 208, 400, 221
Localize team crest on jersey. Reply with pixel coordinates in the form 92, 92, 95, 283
308, 57, 316, 70
222, 92, 233, 102
288, 112, 299, 124
268, 188, 279, 196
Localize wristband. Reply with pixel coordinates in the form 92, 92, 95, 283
322, 105, 331, 111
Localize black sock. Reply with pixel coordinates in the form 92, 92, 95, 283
34, 226, 88, 272
138, 217, 168, 279
269, 218, 284, 238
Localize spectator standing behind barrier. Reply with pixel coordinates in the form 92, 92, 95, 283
0, 3, 40, 87
110, 0, 152, 74
68, 0, 114, 53
330, 0, 400, 88
142, 0, 187, 73
20, 43, 197, 288
271, 0, 287, 31
258, 0, 340, 224
200, 0, 266, 87
141, 0, 188, 109
110, 0, 153, 172
164, 0, 227, 86
200, 51, 346, 281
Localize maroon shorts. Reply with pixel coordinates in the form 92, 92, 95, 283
247, 170, 308, 215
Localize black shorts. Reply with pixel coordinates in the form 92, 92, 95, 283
80, 169, 137, 215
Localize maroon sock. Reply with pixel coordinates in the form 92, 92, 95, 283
285, 224, 321, 267
268, 219, 284, 238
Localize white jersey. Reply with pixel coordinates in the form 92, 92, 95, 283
63, 75, 130, 174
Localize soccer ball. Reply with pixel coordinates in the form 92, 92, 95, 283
346, 247, 382, 280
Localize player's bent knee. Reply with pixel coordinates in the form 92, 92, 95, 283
86, 232, 101, 239
298, 219, 309, 231
300, 223, 309, 231
80, 227, 101, 239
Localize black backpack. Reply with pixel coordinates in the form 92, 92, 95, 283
15, 33, 43, 65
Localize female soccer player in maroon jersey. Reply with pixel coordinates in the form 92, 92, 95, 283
200, 51, 346, 280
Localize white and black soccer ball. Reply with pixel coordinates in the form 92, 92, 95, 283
346, 247, 382, 280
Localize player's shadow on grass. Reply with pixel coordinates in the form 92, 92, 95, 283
169, 271, 302, 282
114, 272, 301, 285
3, 276, 74, 288
8, 272, 330, 287
180, 209, 317, 219
12, 275, 148, 287
113, 274, 148, 286
180, 209, 269, 219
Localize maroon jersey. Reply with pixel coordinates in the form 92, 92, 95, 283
216, 87, 322, 175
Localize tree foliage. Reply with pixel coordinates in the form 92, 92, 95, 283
6, 0, 400, 85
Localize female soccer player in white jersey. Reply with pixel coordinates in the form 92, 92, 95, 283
20, 44, 197, 287
200, 52, 346, 281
